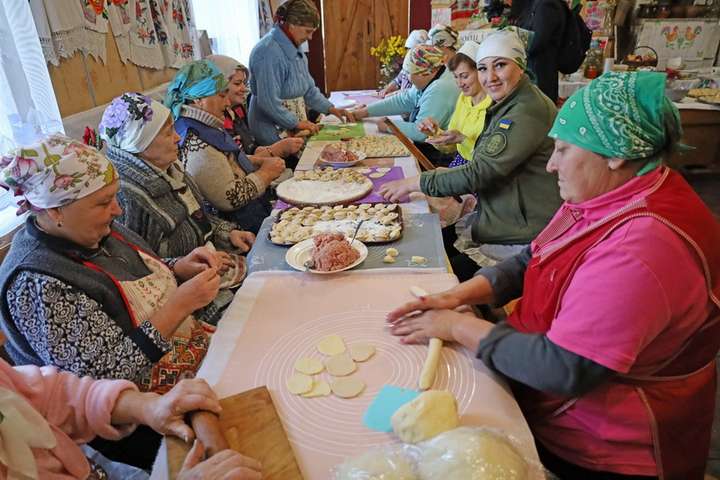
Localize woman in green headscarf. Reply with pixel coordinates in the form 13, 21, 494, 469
385, 71, 720, 479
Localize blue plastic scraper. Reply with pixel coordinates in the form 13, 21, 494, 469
363, 385, 420, 432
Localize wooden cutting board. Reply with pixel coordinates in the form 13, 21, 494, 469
167, 386, 304, 479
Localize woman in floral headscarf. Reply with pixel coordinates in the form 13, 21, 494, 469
386, 72, 720, 479
166, 59, 284, 233
427, 24, 460, 63
378, 29, 429, 98
101, 92, 256, 325
0, 132, 223, 409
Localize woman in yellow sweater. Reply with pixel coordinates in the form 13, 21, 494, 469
419, 40, 492, 167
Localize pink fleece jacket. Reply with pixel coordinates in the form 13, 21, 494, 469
0, 360, 138, 479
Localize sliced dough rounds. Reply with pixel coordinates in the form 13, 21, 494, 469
302, 380, 331, 398
325, 353, 357, 376
349, 343, 376, 362
376, 167, 392, 173
331, 378, 366, 398
317, 334, 347, 356
294, 357, 324, 375
287, 373, 314, 395
368, 172, 386, 179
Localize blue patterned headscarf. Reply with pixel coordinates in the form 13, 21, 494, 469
164, 60, 229, 119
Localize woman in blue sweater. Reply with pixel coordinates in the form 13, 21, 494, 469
248, 0, 352, 146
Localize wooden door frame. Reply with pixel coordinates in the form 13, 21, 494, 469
307, 0, 327, 93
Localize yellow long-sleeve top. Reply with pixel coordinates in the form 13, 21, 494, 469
447, 93, 493, 161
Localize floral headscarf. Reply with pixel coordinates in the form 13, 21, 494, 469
164, 60, 229, 120
549, 72, 683, 175
0, 134, 117, 214
99, 92, 171, 153
428, 24, 460, 50
275, 0, 320, 28
402, 45, 446, 75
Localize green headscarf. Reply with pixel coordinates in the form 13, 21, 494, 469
275, 0, 321, 28
549, 72, 683, 175
164, 60, 229, 119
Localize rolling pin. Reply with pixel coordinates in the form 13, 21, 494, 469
410, 286, 443, 390
190, 411, 229, 457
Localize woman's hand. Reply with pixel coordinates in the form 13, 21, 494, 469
142, 379, 221, 442
378, 176, 421, 202
426, 129, 465, 146
215, 251, 234, 275
256, 156, 286, 184
172, 267, 221, 315
273, 137, 304, 157
350, 107, 369, 121
229, 230, 255, 253
378, 82, 399, 98
174, 246, 219, 281
386, 291, 464, 324
296, 120, 320, 136
388, 309, 471, 344
418, 117, 440, 136
179, 442, 262, 480
328, 107, 355, 123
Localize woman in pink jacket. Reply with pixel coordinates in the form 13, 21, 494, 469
0, 359, 261, 479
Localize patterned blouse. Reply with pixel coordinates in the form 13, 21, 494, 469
6, 271, 171, 383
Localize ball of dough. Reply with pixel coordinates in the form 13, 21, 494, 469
416, 427, 528, 480
386, 247, 399, 257
383, 255, 396, 264
391, 390, 459, 443
335, 449, 417, 480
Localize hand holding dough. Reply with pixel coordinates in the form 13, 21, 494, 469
410, 286, 443, 390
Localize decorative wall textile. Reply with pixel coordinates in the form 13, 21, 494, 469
636, 19, 720, 68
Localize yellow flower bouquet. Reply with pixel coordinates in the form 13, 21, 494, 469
370, 35, 407, 86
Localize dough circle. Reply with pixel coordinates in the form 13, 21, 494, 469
349, 343, 376, 362
317, 334, 347, 355
302, 380, 332, 398
294, 357, 324, 375
331, 377, 366, 398
325, 353, 357, 376
287, 373, 314, 395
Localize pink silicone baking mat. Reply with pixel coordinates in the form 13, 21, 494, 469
211, 272, 538, 479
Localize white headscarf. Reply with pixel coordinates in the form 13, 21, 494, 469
99, 93, 171, 154
428, 24, 459, 49
405, 29, 429, 48
206, 54, 246, 80
475, 30, 527, 70
457, 40, 480, 62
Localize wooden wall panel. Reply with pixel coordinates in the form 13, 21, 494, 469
85, 32, 143, 106
322, 0, 409, 92
138, 66, 177, 90
49, 54, 96, 117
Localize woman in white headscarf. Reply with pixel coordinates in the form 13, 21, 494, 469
378, 29, 429, 98
428, 24, 460, 63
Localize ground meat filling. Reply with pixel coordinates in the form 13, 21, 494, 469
311, 233, 360, 271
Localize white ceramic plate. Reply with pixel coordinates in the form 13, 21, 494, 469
285, 237, 368, 274
318, 150, 367, 168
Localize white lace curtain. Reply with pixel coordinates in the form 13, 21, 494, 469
190, 0, 260, 65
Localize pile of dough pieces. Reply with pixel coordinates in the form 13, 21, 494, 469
294, 167, 368, 184
382, 247, 427, 266
286, 334, 376, 399
331, 136, 410, 157
335, 391, 532, 479
271, 203, 402, 245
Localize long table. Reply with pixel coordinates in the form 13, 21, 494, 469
151, 91, 539, 479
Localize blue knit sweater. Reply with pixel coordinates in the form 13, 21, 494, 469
248, 26, 333, 145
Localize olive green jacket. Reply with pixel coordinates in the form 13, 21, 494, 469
420, 76, 562, 244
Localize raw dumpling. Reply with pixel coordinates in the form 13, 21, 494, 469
416, 427, 529, 480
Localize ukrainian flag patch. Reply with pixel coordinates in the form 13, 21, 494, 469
498, 119, 513, 130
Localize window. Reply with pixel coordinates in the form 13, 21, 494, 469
189, 0, 260, 65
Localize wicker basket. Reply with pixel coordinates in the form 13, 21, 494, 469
623, 46, 659, 70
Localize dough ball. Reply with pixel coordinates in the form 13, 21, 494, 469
335, 449, 417, 480
317, 334, 347, 355
349, 343, 375, 362
287, 373, 314, 395
383, 255, 396, 264
416, 427, 528, 480
302, 380, 331, 398
325, 353, 357, 376
331, 377, 365, 398
411, 256, 427, 265
391, 390, 459, 443
294, 357, 324, 375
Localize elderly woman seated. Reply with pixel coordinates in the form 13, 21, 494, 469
386, 72, 720, 479
380, 30, 562, 281
206, 54, 305, 169
0, 366, 260, 479
352, 44, 460, 165
100, 92, 254, 325
165, 60, 285, 234
0, 135, 228, 467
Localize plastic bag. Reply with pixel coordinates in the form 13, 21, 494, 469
333, 444, 419, 480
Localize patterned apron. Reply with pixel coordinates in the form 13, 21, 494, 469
281, 96, 308, 137
119, 251, 210, 394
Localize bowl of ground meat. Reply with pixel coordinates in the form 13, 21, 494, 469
319, 144, 366, 168
285, 232, 368, 273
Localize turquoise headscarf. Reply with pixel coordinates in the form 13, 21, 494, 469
549, 72, 683, 175
164, 60, 229, 119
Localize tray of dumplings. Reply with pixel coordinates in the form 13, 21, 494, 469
270, 203, 403, 246
328, 135, 410, 158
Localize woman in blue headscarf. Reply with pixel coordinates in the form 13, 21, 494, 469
165, 59, 285, 233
